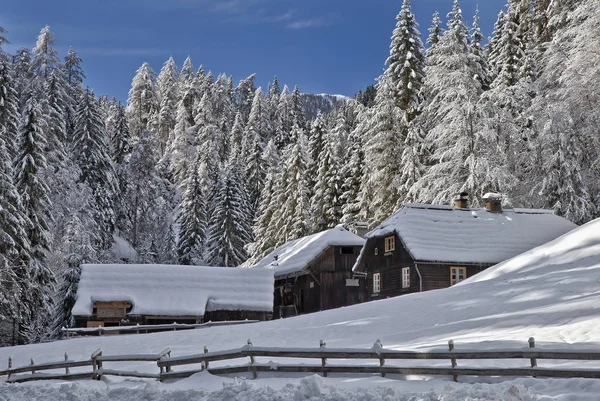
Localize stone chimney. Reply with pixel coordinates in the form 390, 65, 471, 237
351, 222, 369, 238
482, 193, 503, 212
454, 192, 469, 209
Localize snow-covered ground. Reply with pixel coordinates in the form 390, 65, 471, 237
2, 218, 600, 400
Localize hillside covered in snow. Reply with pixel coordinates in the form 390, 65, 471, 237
2, 217, 600, 399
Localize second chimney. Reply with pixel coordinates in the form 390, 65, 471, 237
482, 193, 503, 212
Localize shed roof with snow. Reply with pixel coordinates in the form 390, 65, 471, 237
72, 264, 274, 317
253, 226, 365, 278
356, 203, 577, 266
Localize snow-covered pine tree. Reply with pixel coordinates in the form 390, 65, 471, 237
414, 0, 516, 205
273, 123, 311, 242
248, 139, 281, 262
235, 73, 256, 121
212, 73, 235, 135
399, 122, 426, 204
28, 26, 69, 169
118, 131, 162, 252
62, 47, 85, 142
15, 94, 55, 342
204, 157, 253, 267
179, 56, 195, 88
358, 76, 405, 226
291, 85, 306, 131
427, 11, 443, 49
487, 10, 507, 81
126, 62, 158, 141
471, 7, 492, 90
526, 0, 600, 222
11, 47, 32, 109
0, 133, 31, 322
494, 3, 525, 88
106, 100, 132, 165
310, 126, 344, 232
229, 112, 245, 160
50, 209, 98, 336
274, 85, 293, 149
385, 0, 426, 121
155, 57, 178, 156
73, 90, 117, 250
0, 32, 20, 159
243, 88, 269, 209
340, 123, 365, 228
534, 108, 595, 224
307, 112, 327, 189
176, 151, 208, 265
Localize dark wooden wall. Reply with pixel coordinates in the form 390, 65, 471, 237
203, 310, 270, 322
359, 233, 493, 300
273, 244, 363, 317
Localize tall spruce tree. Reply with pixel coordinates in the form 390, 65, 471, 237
156, 57, 179, 156
204, 158, 253, 267
385, 0, 426, 121
73, 90, 117, 250
126, 62, 158, 141
15, 94, 55, 342
176, 151, 208, 265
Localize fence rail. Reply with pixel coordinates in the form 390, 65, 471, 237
2, 337, 600, 384
61, 320, 259, 338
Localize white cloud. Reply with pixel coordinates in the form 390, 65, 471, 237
287, 18, 330, 30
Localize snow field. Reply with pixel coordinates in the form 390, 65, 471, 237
2, 218, 600, 399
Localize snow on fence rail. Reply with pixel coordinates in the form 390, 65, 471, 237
61, 319, 260, 338
3, 337, 600, 384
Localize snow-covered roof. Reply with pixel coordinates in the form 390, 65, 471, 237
359, 203, 577, 265
72, 264, 274, 317
253, 226, 365, 278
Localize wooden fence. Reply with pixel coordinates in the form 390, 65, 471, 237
61, 320, 259, 338
2, 337, 600, 384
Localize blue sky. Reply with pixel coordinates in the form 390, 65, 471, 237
1, 0, 506, 102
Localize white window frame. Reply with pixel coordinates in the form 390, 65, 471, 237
384, 236, 395, 253
373, 272, 381, 293
401, 267, 410, 289
450, 266, 467, 286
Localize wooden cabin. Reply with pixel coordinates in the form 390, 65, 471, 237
353, 195, 577, 301
72, 264, 274, 330
253, 226, 365, 318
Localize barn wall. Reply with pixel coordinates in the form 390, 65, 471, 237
203, 310, 270, 322
273, 244, 364, 317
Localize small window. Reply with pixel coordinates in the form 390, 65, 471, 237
450, 267, 467, 286
374, 247, 378, 255
402, 267, 410, 289
384, 236, 395, 253
340, 247, 354, 255
373, 273, 381, 293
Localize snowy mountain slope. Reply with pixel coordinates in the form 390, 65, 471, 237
301, 93, 349, 119
2, 218, 600, 400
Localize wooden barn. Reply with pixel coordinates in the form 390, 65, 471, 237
71, 264, 274, 329
253, 226, 365, 318
352, 194, 577, 301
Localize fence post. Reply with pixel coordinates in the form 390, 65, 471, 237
30, 358, 35, 375
528, 337, 537, 368
375, 339, 385, 378
8, 357, 12, 380
247, 339, 257, 379
65, 353, 70, 374
203, 346, 209, 370
320, 340, 327, 378
448, 340, 457, 382
91, 348, 103, 380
